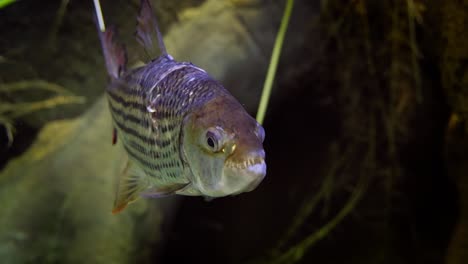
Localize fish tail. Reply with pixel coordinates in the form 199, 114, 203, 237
97, 26, 128, 79
135, 0, 168, 58
93, 0, 127, 79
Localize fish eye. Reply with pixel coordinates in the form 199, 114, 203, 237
204, 128, 223, 152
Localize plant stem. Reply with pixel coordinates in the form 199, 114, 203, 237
256, 0, 294, 125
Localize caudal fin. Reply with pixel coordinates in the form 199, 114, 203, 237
98, 26, 127, 79
92, 0, 127, 79
135, 0, 168, 58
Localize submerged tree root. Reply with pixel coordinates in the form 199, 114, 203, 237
0, 80, 85, 146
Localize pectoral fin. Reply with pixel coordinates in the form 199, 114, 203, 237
112, 161, 189, 214
204, 196, 216, 202
112, 161, 149, 214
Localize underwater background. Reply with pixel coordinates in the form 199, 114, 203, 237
0, 0, 467, 263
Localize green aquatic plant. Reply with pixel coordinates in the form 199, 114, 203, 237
255, 0, 294, 125
0, 0, 15, 9
0, 80, 85, 146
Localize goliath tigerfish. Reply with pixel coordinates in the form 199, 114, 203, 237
95, 0, 266, 213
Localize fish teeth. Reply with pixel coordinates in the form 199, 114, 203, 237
226, 158, 264, 170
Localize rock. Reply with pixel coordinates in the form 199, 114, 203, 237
0, 97, 178, 264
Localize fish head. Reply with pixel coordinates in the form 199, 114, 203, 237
181, 94, 266, 197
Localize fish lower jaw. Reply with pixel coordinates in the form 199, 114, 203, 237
209, 159, 266, 196
233, 160, 266, 192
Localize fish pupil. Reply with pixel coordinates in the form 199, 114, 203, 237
207, 137, 215, 149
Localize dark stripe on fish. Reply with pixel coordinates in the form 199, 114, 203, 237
107, 90, 148, 113
112, 83, 146, 97
108, 91, 180, 132
108, 102, 151, 129
128, 139, 160, 159
160, 122, 177, 133
123, 143, 179, 178
123, 144, 160, 178
113, 117, 171, 148
126, 140, 179, 172
109, 99, 178, 136
126, 139, 177, 172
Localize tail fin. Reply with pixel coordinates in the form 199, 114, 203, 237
136, 0, 168, 58
93, 0, 127, 79
98, 27, 127, 79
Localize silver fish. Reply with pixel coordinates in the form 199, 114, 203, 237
96, 0, 266, 213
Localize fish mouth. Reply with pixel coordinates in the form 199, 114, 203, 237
191, 150, 266, 198
235, 159, 266, 193
217, 155, 266, 196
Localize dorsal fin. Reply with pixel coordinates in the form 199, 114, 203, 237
135, 0, 168, 58
97, 26, 127, 79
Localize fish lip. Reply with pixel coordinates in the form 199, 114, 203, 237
246, 169, 266, 191
240, 159, 266, 192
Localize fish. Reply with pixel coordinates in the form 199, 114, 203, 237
95, 0, 266, 214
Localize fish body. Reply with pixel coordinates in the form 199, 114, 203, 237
96, 0, 266, 213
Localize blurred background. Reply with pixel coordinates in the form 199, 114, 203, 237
0, 0, 466, 263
